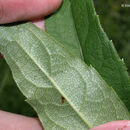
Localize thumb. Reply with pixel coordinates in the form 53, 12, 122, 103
0, 0, 62, 24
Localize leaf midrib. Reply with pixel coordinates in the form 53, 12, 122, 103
8, 28, 92, 128
69, 4, 85, 60
69, 1, 91, 62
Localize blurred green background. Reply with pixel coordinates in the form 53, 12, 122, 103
94, 0, 130, 73
0, 0, 130, 116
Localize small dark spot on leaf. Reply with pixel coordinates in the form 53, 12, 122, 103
61, 96, 65, 104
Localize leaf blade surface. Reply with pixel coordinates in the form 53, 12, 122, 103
45, 0, 130, 111
0, 23, 130, 129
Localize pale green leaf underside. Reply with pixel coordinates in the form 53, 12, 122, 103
0, 23, 130, 129
45, 0, 130, 111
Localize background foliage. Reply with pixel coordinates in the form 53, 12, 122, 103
0, 0, 130, 116
94, 0, 130, 73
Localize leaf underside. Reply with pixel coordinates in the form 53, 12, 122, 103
0, 23, 130, 130
45, 0, 130, 111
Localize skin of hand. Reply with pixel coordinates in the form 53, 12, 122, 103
0, 0, 62, 24
0, 110, 43, 130
0, 0, 130, 130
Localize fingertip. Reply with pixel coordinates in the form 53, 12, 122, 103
38, 0, 62, 17
90, 120, 130, 130
53, 0, 62, 11
0, 110, 43, 130
48, 0, 62, 12
0, 0, 62, 24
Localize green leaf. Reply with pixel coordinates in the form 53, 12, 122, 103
45, 0, 130, 110
0, 59, 36, 116
0, 23, 130, 129
45, 0, 83, 59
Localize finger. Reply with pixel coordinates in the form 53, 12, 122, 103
0, 110, 43, 130
90, 120, 130, 130
0, 0, 62, 24
31, 18, 45, 30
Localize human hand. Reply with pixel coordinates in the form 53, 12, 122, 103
90, 120, 130, 130
0, 110, 43, 130
0, 0, 61, 24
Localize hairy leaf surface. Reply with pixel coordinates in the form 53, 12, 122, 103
0, 23, 130, 129
45, 0, 130, 110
